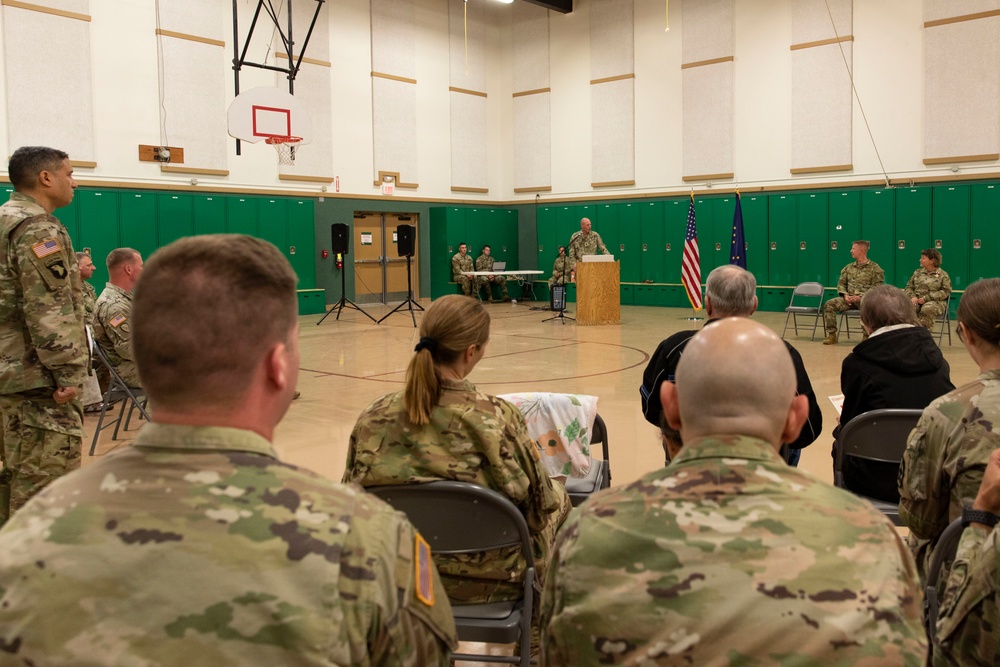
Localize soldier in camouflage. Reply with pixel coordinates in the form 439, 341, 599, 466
905, 248, 952, 329
0, 146, 87, 527
75, 251, 97, 327
542, 318, 927, 666
344, 294, 570, 609
93, 247, 143, 388
899, 278, 1000, 582
567, 217, 609, 265
451, 242, 473, 296
932, 448, 1000, 667
474, 244, 510, 302
823, 239, 884, 344
0, 234, 457, 665
548, 245, 571, 287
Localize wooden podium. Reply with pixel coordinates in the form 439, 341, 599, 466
576, 260, 620, 325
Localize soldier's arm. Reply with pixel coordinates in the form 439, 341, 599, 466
873, 264, 885, 286
837, 265, 849, 295
934, 525, 998, 665
898, 412, 950, 539
12, 220, 87, 388
102, 308, 135, 362
596, 233, 609, 254
904, 272, 917, 299
340, 497, 456, 666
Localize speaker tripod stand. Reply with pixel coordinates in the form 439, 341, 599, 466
377, 254, 423, 327
317, 259, 377, 325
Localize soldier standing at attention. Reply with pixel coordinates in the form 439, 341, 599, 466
0, 235, 457, 665
474, 244, 509, 302
567, 217, 609, 267
823, 239, 884, 344
76, 251, 97, 327
0, 146, 87, 526
451, 241, 473, 296
905, 248, 951, 329
93, 247, 143, 387
542, 318, 927, 665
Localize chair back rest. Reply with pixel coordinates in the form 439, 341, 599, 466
923, 516, 965, 645
369, 481, 534, 567
834, 409, 923, 477
792, 281, 825, 299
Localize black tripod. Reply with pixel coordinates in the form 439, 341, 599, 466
542, 269, 574, 324
317, 259, 376, 325
377, 254, 424, 327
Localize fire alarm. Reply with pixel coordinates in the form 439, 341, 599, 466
321, 249, 329, 259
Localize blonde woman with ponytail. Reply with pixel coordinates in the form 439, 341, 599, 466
344, 295, 570, 608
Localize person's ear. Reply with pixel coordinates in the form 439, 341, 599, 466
265, 342, 290, 391
781, 395, 808, 446
661, 381, 682, 431
750, 295, 758, 316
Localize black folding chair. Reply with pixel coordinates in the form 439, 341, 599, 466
566, 413, 611, 506
923, 516, 965, 648
370, 481, 534, 666
88, 326, 151, 456
833, 408, 923, 526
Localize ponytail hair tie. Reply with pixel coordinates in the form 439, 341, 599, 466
415, 337, 438, 354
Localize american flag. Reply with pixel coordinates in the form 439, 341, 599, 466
681, 196, 702, 310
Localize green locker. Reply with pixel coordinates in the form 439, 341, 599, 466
430, 207, 468, 299
259, 198, 289, 255
76, 190, 120, 287
489, 209, 518, 267
620, 284, 634, 305
860, 188, 895, 283
828, 191, 861, 287
594, 203, 620, 264
119, 192, 157, 261
55, 195, 80, 246
664, 199, 688, 283
465, 208, 486, 259
970, 183, 1000, 283
617, 203, 641, 283
931, 185, 970, 294
708, 196, 738, 275
893, 188, 931, 286
193, 195, 227, 236
639, 201, 666, 283
227, 196, 259, 237
536, 206, 561, 285
768, 194, 797, 286
633, 284, 656, 306
157, 193, 194, 248
797, 192, 828, 285
741, 194, 768, 288
288, 199, 316, 289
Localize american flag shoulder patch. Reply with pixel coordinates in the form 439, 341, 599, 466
414, 532, 435, 606
32, 238, 60, 258
109, 314, 126, 328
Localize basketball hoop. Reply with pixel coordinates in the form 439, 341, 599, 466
265, 135, 303, 166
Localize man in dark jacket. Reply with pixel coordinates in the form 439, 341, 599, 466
640, 265, 823, 465
836, 284, 954, 502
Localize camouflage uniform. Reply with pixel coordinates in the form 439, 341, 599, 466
823, 259, 884, 334
905, 267, 952, 329
81, 280, 96, 327
567, 230, 609, 264
932, 525, 999, 666
0, 192, 87, 525
0, 422, 457, 665
93, 282, 141, 387
344, 378, 571, 605
548, 256, 572, 287
541, 435, 928, 666
451, 252, 473, 296
899, 369, 1000, 580
474, 253, 508, 301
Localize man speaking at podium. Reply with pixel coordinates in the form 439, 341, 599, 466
567, 218, 609, 270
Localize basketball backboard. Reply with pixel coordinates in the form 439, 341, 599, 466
227, 86, 313, 144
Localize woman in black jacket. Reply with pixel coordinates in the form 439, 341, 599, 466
835, 284, 954, 502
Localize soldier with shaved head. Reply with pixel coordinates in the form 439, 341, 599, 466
0, 234, 456, 665
542, 318, 927, 665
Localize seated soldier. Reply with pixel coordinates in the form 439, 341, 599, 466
474, 244, 509, 302
451, 242, 473, 296
92, 247, 143, 387
0, 235, 456, 665
543, 318, 927, 665
904, 248, 951, 329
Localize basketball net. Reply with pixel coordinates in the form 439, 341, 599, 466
265, 136, 303, 166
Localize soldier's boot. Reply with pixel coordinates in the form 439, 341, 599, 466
823, 332, 838, 345
502, 287, 511, 302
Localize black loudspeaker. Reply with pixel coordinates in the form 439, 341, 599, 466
396, 224, 414, 257
551, 285, 566, 311
331, 223, 349, 254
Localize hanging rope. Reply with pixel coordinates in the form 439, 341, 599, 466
824, 0, 890, 188
464, 0, 469, 75
665, 0, 669, 31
